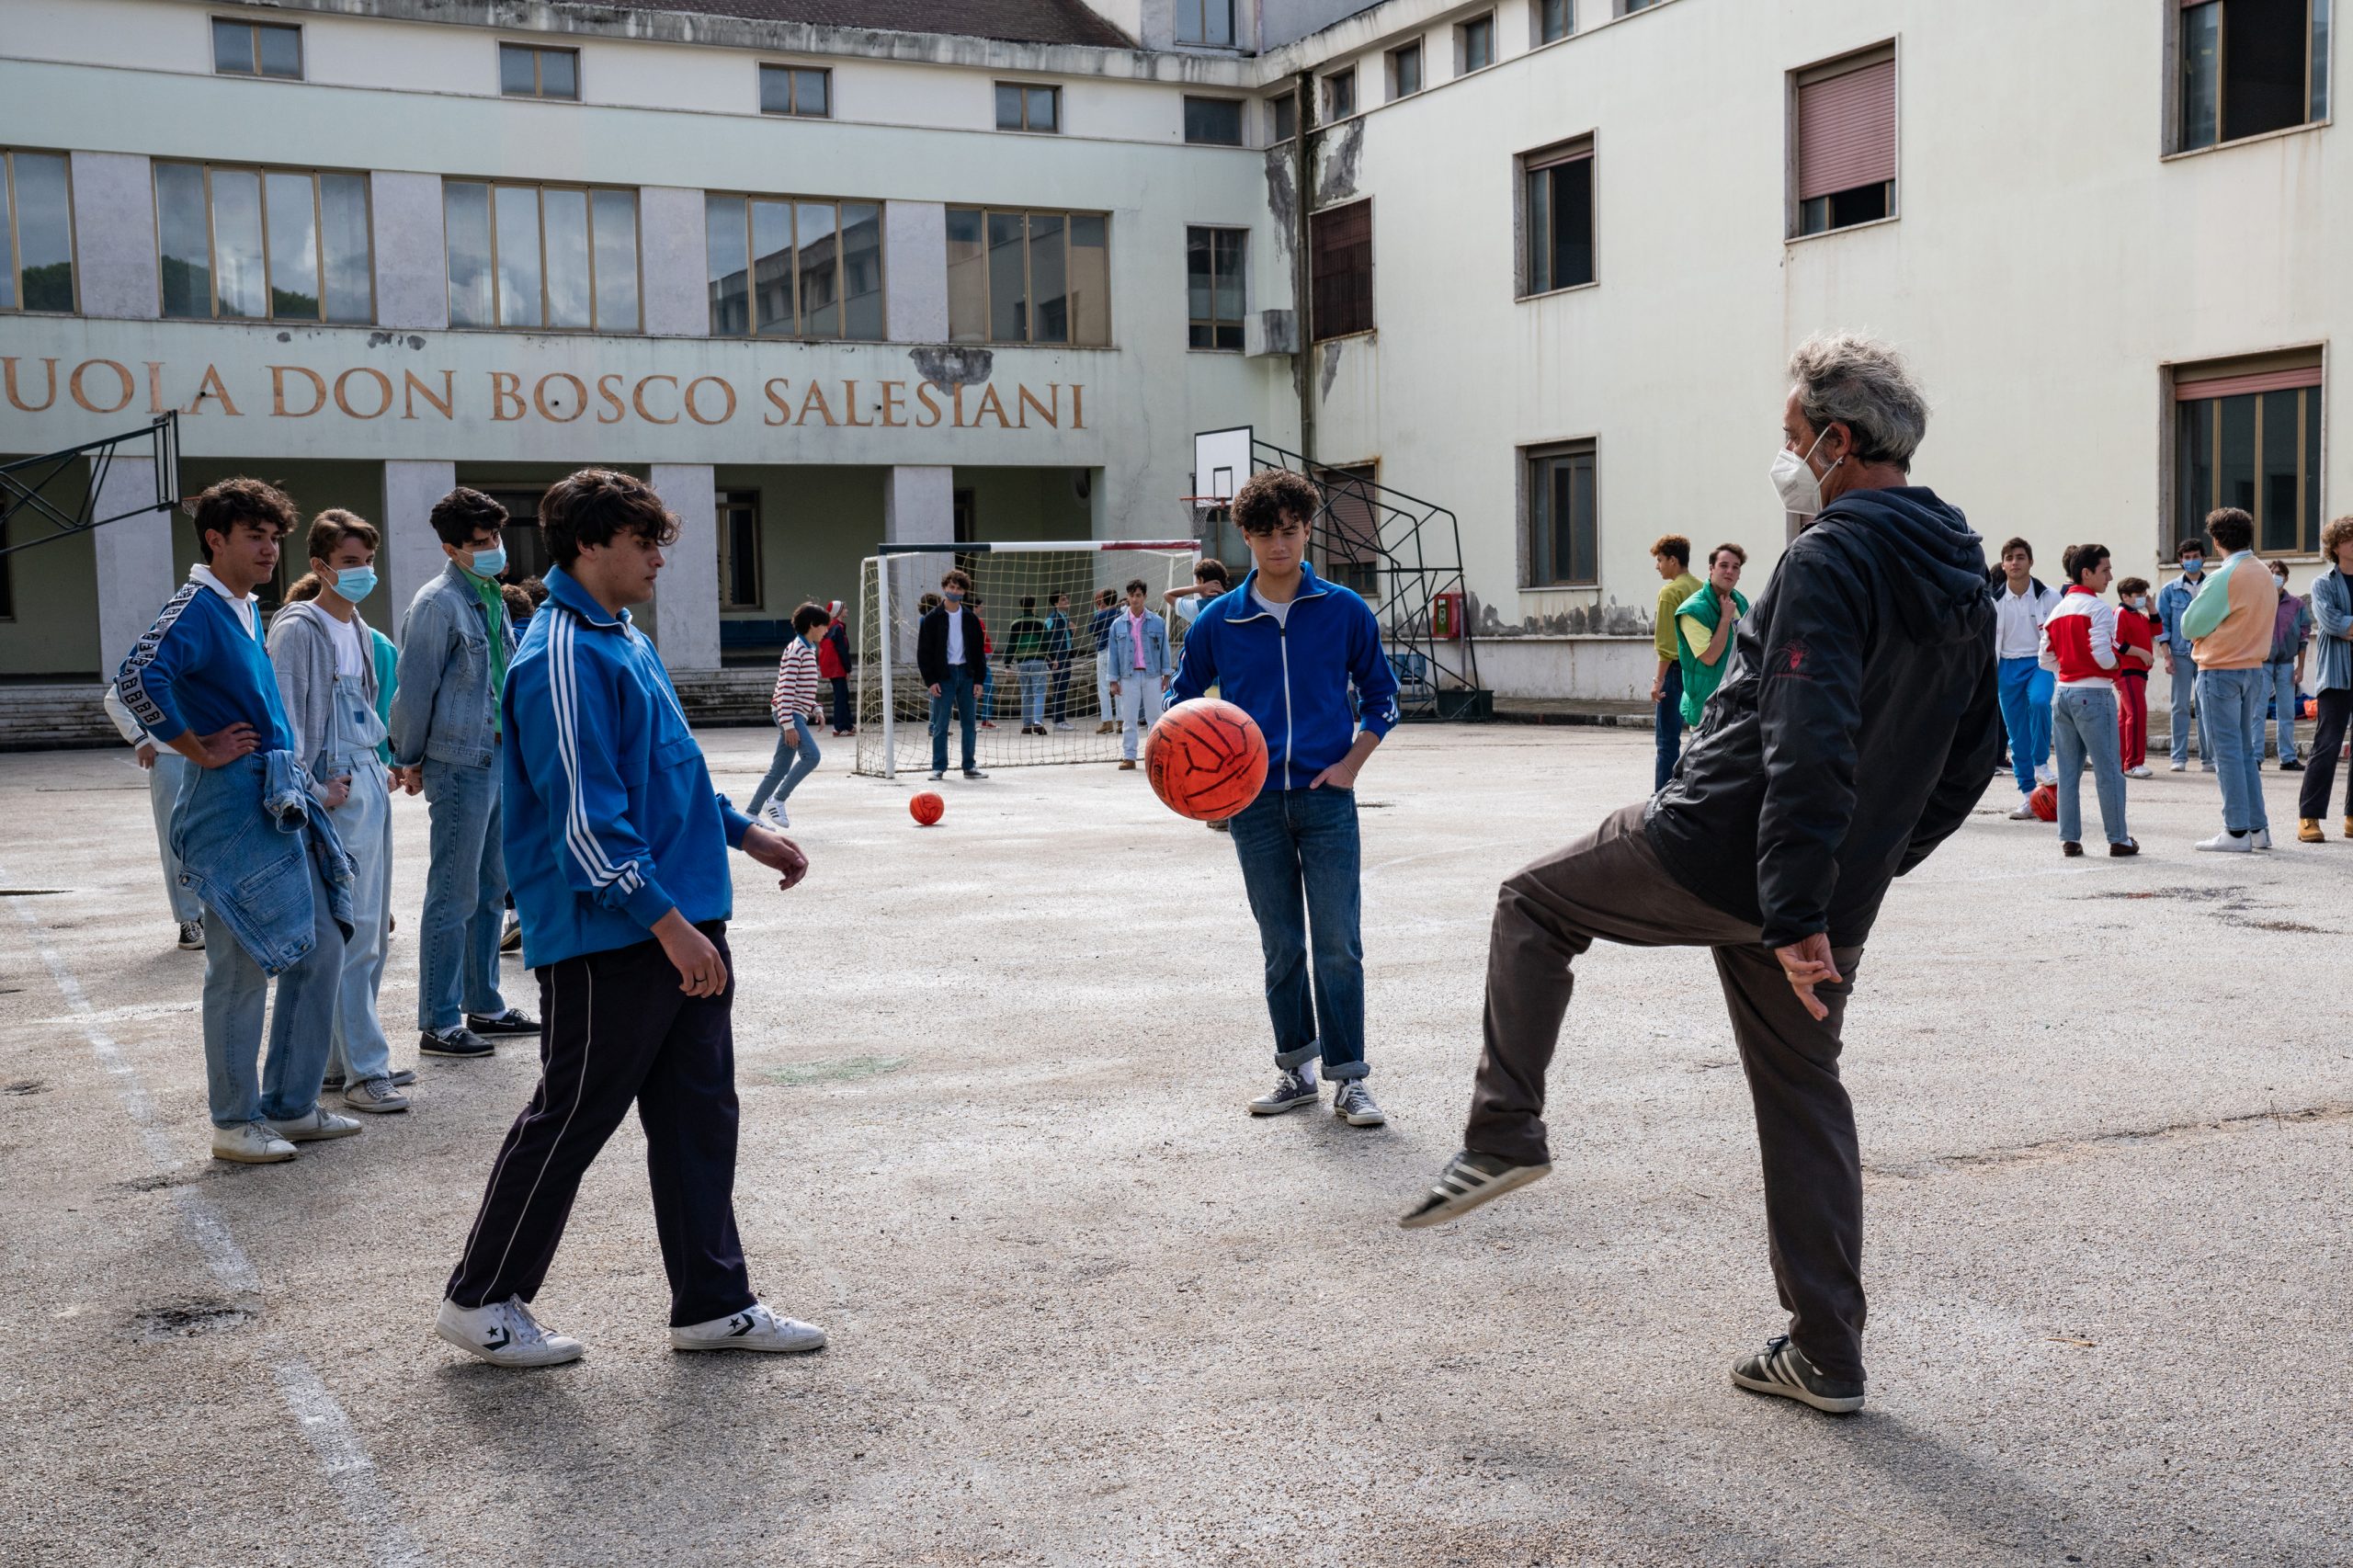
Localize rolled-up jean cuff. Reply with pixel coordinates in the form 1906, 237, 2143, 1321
1319, 1058, 1370, 1082
1274, 1040, 1321, 1072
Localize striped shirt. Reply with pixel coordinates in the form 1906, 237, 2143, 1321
770, 638, 822, 726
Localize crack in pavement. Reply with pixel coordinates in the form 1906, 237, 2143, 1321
1868, 1102, 2353, 1180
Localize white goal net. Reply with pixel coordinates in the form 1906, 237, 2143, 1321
854, 541, 1202, 777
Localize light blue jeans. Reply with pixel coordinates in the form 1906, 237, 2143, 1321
2197, 666, 2270, 835
147, 751, 201, 924
2051, 685, 2128, 845
202, 854, 344, 1127
418, 752, 508, 1032
325, 767, 393, 1084
2266, 661, 2301, 764
2168, 652, 2208, 767
1018, 659, 1049, 727
747, 715, 820, 814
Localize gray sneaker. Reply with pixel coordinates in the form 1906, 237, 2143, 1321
267, 1107, 364, 1142
175, 921, 206, 951
1730, 1334, 1866, 1415
1332, 1079, 1386, 1127
1247, 1069, 1319, 1116
1398, 1149, 1552, 1229
342, 1076, 410, 1114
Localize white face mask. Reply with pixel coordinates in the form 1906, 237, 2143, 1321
1770, 431, 1831, 517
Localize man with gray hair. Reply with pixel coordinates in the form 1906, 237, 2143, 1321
1404, 334, 2000, 1418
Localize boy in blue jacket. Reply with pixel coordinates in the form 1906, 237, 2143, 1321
1172, 468, 1400, 1126
438, 470, 825, 1369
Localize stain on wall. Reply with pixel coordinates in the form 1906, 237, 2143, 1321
907, 347, 994, 387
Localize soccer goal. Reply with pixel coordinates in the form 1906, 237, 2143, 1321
854, 540, 1201, 778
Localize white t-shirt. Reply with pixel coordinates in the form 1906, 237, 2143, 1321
1995, 583, 2054, 660
945, 608, 965, 665
1251, 584, 1295, 629
328, 610, 369, 677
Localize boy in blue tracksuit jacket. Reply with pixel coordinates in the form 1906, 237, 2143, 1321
1172, 468, 1401, 1128
438, 469, 826, 1369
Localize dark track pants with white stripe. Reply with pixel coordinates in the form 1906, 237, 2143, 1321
1465, 802, 1870, 1385
446, 922, 755, 1328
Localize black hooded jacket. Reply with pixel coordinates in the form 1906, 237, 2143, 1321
1643, 485, 2001, 949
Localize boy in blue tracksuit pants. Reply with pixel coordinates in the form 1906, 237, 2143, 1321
1172, 468, 1401, 1127
438, 469, 825, 1369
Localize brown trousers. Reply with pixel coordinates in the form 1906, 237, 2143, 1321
1466, 802, 1870, 1382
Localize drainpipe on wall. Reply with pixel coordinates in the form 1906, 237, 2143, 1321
1292, 66, 1316, 473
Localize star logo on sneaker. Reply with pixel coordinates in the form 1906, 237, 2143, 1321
483, 1327, 511, 1351
727, 1313, 755, 1336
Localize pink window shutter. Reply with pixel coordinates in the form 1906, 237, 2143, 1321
1799, 59, 1896, 201
2173, 365, 2322, 400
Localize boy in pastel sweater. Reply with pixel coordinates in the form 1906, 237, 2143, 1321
2181, 507, 2276, 850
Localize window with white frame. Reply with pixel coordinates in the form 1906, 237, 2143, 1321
444, 181, 639, 331
155, 162, 371, 322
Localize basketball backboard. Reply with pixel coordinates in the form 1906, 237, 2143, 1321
1191, 426, 1253, 505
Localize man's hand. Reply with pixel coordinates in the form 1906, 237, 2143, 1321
742, 824, 809, 892
927, 682, 942, 698
1774, 934, 1843, 1023
653, 908, 728, 997
1309, 756, 1360, 790
134, 742, 157, 770
391, 765, 425, 795
2163, 652, 2177, 676
188, 724, 259, 769
1650, 676, 1665, 703
319, 773, 352, 811
1108, 679, 1122, 697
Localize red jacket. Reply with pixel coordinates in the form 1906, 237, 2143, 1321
2113, 604, 2156, 678
817, 623, 849, 679
2039, 586, 2120, 687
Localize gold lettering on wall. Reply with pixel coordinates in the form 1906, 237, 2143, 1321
270, 366, 328, 417
915, 381, 944, 428
69, 358, 136, 415
404, 369, 454, 421
763, 378, 794, 427
184, 364, 240, 417
596, 374, 626, 425
879, 381, 908, 427
797, 381, 837, 427
1017, 384, 1058, 429
3, 357, 59, 413
335, 368, 394, 420
489, 371, 526, 422
683, 376, 734, 426
633, 375, 680, 426
146, 360, 168, 415
972, 385, 1012, 429
534, 372, 588, 424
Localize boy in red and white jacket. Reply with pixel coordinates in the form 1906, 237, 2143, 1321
2038, 544, 2135, 856
2111, 576, 2159, 776
747, 602, 831, 828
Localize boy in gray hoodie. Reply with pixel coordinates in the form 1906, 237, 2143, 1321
268, 510, 408, 1114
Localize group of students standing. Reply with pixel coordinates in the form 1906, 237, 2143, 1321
1988, 508, 2353, 854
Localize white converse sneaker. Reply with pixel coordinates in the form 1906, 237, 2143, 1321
2195, 830, 2254, 853
2252, 826, 2273, 849
210, 1120, 296, 1164
267, 1107, 365, 1142
2006, 798, 2039, 820
671, 1301, 826, 1354
437, 1295, 585, 1368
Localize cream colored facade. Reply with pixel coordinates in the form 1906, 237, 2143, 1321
1, 0, 2345, 708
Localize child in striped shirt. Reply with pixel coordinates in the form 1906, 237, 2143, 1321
748, 602, 832, 828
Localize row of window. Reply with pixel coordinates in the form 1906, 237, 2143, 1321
1518, 365, 2331, 591
3, 149, 1266, 351
1300, 1, 1656, 123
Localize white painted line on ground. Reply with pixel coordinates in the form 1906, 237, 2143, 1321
6, 886, 431, 1568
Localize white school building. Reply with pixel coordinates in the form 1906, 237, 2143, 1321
0, 0, 2346, 737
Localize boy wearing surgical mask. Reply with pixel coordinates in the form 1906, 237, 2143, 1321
390, 487, 539, 1062
270, 510, 409, 1113
2113, 575, 2158, 777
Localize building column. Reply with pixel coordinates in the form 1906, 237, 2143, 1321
381, 460, 455, 638
881, 465, 954, 662
647, 464, 720, 672
68, 153, 159, 321
369, 172, 448, 330
640, 187, 710, 338
91, 455, 175, 677
883, 202, 948, 343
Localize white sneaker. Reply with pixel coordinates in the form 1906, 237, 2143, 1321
2195, 830, 2254, 853
2007, 799, 2040, 820
760, 801, 790, 830
927, 770, 946, 782
267, 1107, 365, 1142
1052, 721, 1074, 731
2168, 762, 2188, 772
671, 1301, 826, 1355
211, 1120, 296, 1164
2125, 766, 2154, 778
342, 1076, 410, 1114
437, 1296, 585, 1368
2252, 826, 2273, 849
2034, 766, 2057, 787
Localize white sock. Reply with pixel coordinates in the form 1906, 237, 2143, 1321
1295, 1059, 1318, 1086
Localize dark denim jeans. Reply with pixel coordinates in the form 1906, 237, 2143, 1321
1226, 787, 1367, 1079
1654, 663, 1685, 791
929, 668, 977, 773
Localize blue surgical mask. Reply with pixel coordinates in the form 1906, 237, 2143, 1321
468, 544, 507, 578
944, 588, 963, 602
330, 565, 377, 603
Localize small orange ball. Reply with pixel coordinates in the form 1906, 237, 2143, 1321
910, 790, 945, 826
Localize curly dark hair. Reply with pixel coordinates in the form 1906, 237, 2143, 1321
428, 486, 508, 549
2204, 507, 2254, 553
539, 469, 681, 567
1230, 469, 1320, 536
188, 477, 297, 562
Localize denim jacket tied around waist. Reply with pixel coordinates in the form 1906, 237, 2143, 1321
170, 749, 356, 975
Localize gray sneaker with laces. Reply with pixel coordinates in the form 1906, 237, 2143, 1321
1247, 1068, 1319, 1116
1398, 1149, 1552, 1229
1332, 1079, 1386, 1127
342, 1076, 410, 1114
1730, 1334, 1865, 1415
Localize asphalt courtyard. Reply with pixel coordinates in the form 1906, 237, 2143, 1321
1, 723, 2347, 1567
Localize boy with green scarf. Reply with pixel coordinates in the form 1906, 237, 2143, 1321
1675, 542, 1751, 726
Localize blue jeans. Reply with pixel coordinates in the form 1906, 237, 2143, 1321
201, 854, 345, 1127
1017, 659, 1049, 727
1226, 787, 1367, 1079
930, 668, 978, 773
2052, 686, 2128, 845
2196, 665, 2270, 834
147, 751, 201, 924
325, 764, 394, 1084
419, 753, 509, 1032
2168, 653, 2208, 767
1654, 662, 1684, 791
2266, 661, 2301, 764
1996, 655, 2054, 793
747, 715, 820, 813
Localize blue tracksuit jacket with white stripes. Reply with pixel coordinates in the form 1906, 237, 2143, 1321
504, 562, 753, 969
